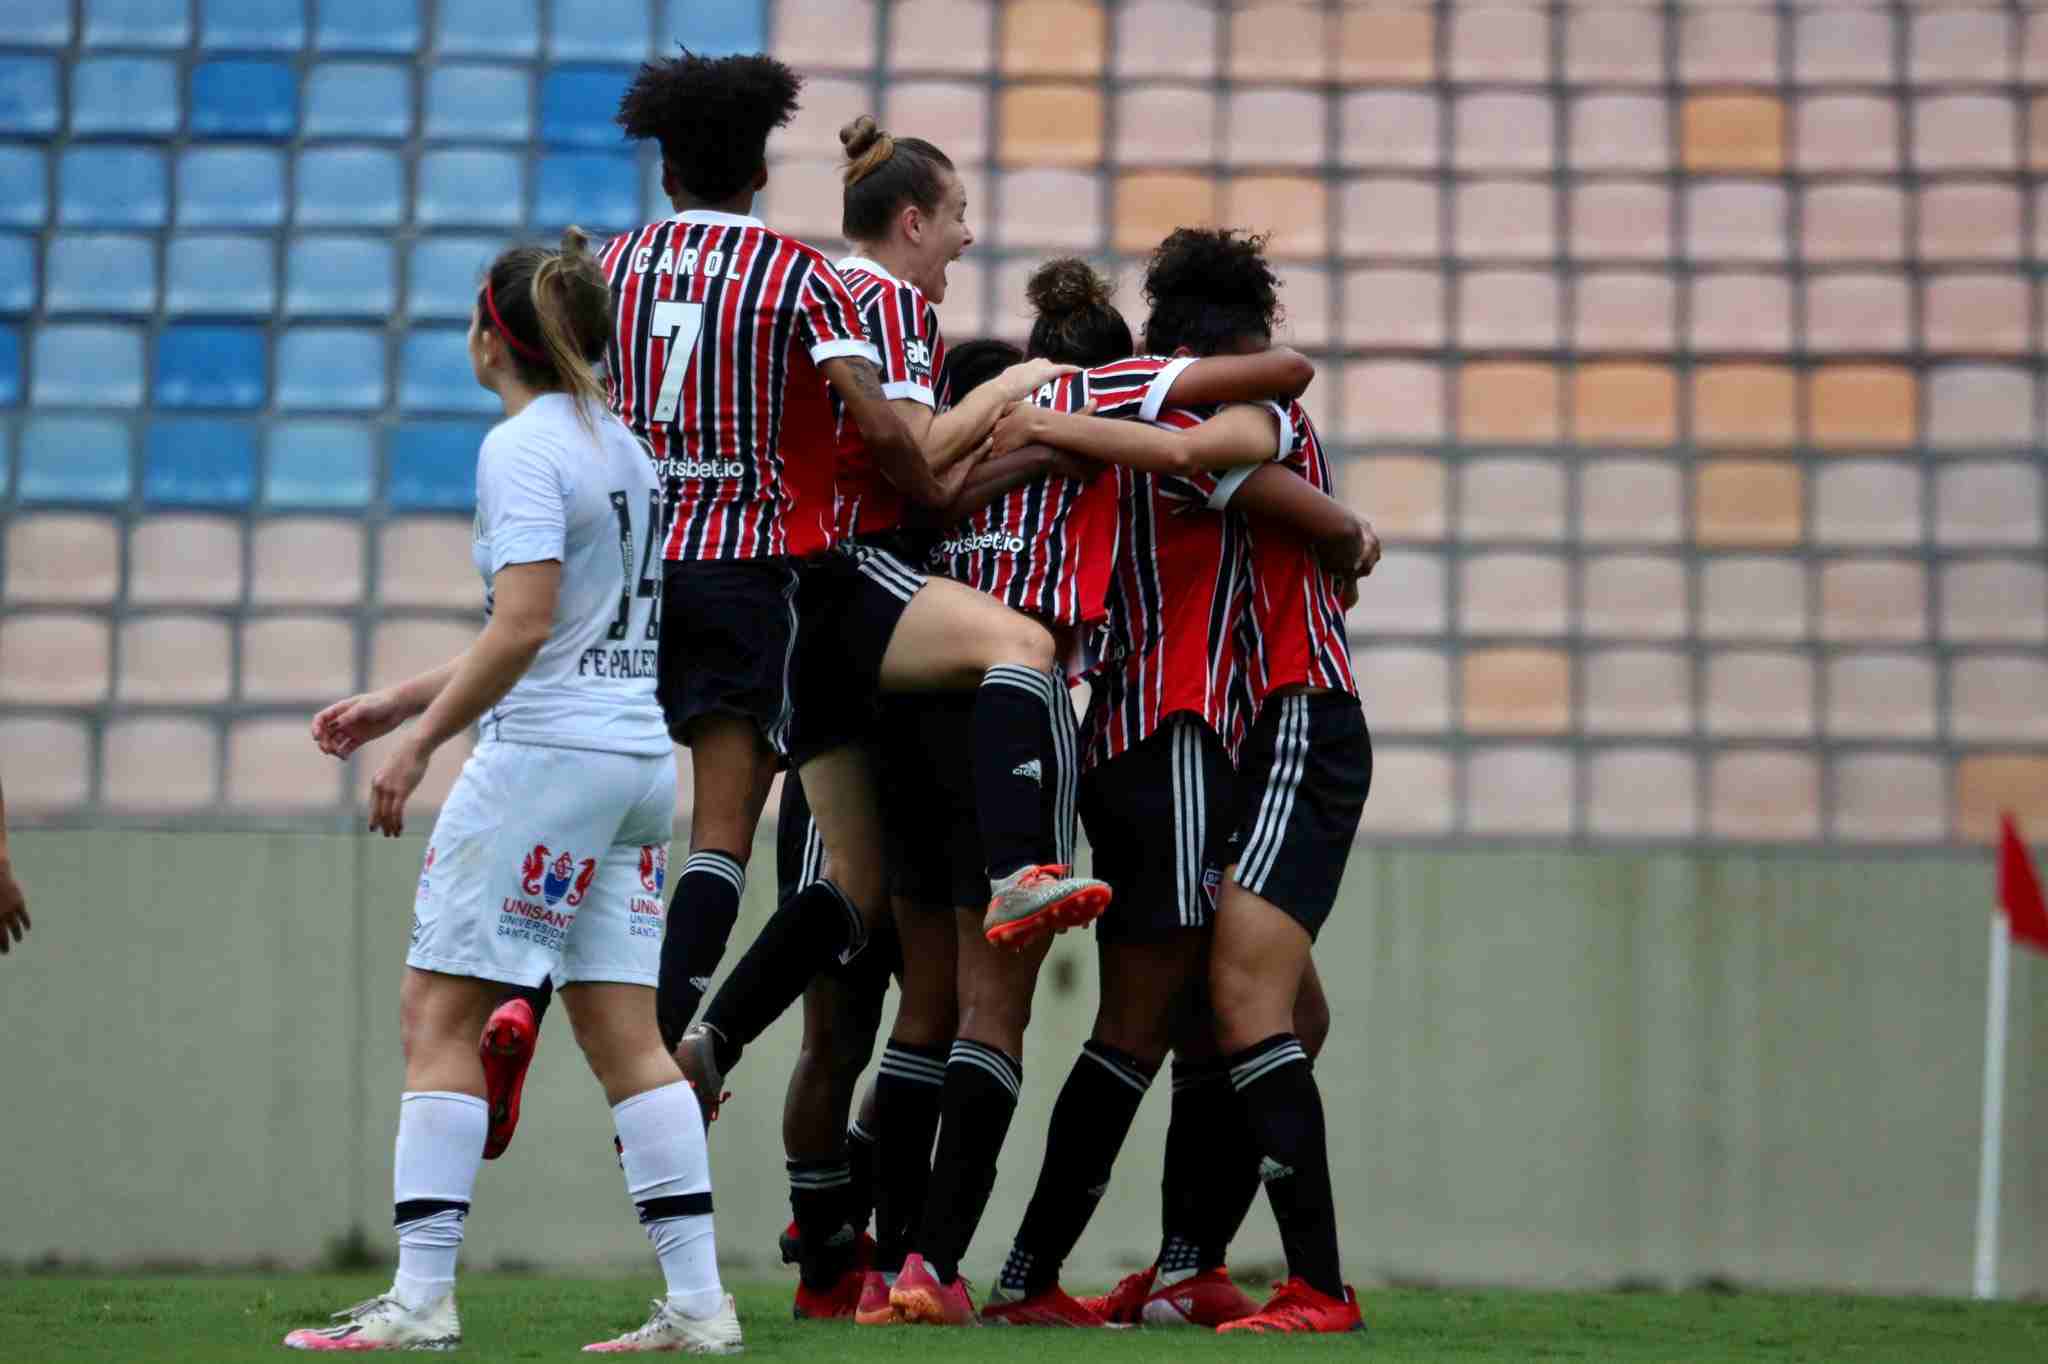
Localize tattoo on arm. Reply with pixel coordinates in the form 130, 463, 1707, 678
843, 357, 885, 402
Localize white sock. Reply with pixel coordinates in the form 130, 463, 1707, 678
390, 1091, 488, 1310
614, 1080, 722, 1318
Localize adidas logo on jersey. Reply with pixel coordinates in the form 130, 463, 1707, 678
1012, 759, 1043, 782
1258, 1156, 1295, 1183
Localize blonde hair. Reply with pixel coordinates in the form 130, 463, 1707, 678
480, 228, 615, 428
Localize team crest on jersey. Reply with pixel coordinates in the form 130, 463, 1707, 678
521, 845, 597, 907
639, 844, 668, 894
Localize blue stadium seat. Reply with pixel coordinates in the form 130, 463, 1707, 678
669, 0, 765, 56
540, 66, 633, 149
190, 61, 298, 139
400, 331, 495, 414
295, 147, 404, 228
33, 325, 143, 407
415, 150, 525, 228
144, 418, 258, 506
17, 417, 131, 503
315, 0, 419, 53
424, 64, 532, 142
176, 147, 283, 228
59, 146, 165, 228
165, 234, 276, 316
0, 0, 71, 47
45, 234, 158, 314
550, 0, 649, 61
156, 324, 267, 409
286, 237, 395, 317
0, 236, 34, 313
277, 327, 386, 411
388, 422, 488, 511
71, 58, 180, 138
0, 57, 59, 137
438, 0, 539, 58
535, 153, 639, 233
201, 0, 306, 51
0, 147, 46, 228
408, 237, 502, 320
267, 420, 375, 507
0, 325, 18, 407
82, 0, 191, 49
303, 63, 412, 140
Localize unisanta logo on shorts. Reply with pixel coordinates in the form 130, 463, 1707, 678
656, 457, 748, 481
522, 844, 597, 908
933, 528, 1027, 558
638, 844, 668, 894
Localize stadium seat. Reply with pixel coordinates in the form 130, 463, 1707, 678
1959, 755, 2048, 843
100, 718, 218, 813
1582, 554, 1686, 639
937, 258, 986, 338
534, 153, 639, 233
416, 150, 525, 228
1804, 274, 1909, 353
1456, 94, 1554, 171
1801, 184, 1904, 262
0, 147, 45, 229
1112, 171, 1216, 253
1681, 7, 1778, 83
1573, 272, 1675, 352
276, 327, 385, 411
1458, 180, 1555, 260
1460, 458, 1565, 541
1700, 556, 1806, 640
1338, 177, 1434, 258
1952, 658, 2048, 742
1808, 364, 1918, 449
1587, 749, 1697, 839
425, 64, 531, 142
387, 421, 488, 507
370, 618, 476, 688
1457, 270, 1559, 350
1916, 95, 2017, 172
1465, 746, 1574, 836
242, 616, 357, 702
1942, 561, 2047, 645
1814, 462, 1922, 547
783, 77, 877, 160
1002, 0, 1104, 78
0, 324, 15, 406
189, 60, 297, 139
82, 0, 190, 49
1459, 553, 1568, 636
1685, 181, 1787, 261
16, 417, 129, 502
891, 0, 995, 75
127, 515, 243, 605
1937, 462, 2040, 548
0, 717, 90, 813
117, 614, 232, 704
1584, 649, 1691, 736
1570, 181, 1668, 261
1565, 5, 1658, 81
668, 0, 766, 56
1344, 269, 1443, 348
1693, 363, 1797, 447
1926, 365, 2030, 447
165, 234, 277, 315
890, 82, 993, 166
3, 514, 120, 604
1709, 751, 1820, 842
1272, 263, 1328, 348
1579, 459, 1681, 544
1695, 460, 1801, 548
435, 0, 537, 57
1339, 361, 1444, 443
999, 169, 1101, 250
316, 0, 418, 53
295, 147, 404, 228
1925, 276, 2028, 354
1348, 549, 1444, 635
1569, 95, 1668, 172
1833, 754, 1945, 844
1795, 8, 1892, 85
1683, 93, 1785, 174
144, 418, 258, 506
252, 517, 365, 604
227, 718, 344, 812
1342, 455, 1442, 542
758, 158, 840, 241
0, 56, 58, 137
61, 146, 168, 228
265, 422, 374, 509
0, 236, 31, 314
1232, 174, 1322, 260
1358, 745, 1452, 835
407, 236, 500, 320
1919, 183, 2019, 260
303, 62, 412, 139
156, 325, 266, 410
1216, 87, 1317, 170
0, 0, 69, 46
1825, 653, 1937, 739
176, 147, 284, 227
1340, 92, 1439, 170
1705, 650, 1814, 736
1691, 271, 1792, 352
1794, 96, 1899, 175
33, 324, 143, 407
285, 237, 395, 317
1462, 648, 1570, 734
379, 517, 480, 607
1458, 362, 1560, 443
201, 0, 305, 50
1450, 4, 1547, 81
1115, 0, 1216, 80
772, 0, 874, 71
1228, 3, 1323, 84
540, 65, 634, 148
0, 613, 109, 705
1338, 4, 1431, 83
1352, 646, 1448, 732
1820, 560, 1925, 643
70, 57, 179, 137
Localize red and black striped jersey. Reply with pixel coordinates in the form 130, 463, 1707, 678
599, 210, 879, 562
830, 257, 946, 540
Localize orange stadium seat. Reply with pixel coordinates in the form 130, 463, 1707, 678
888, 0, 992, 75
1573, 271, 1675, 353
1692, 363, 1798, 447
1680, 8, 1778, 84
1820, 560, 1926, 644
1457, 362, 1560, 443
127, 515, 243, 605
1700, 557, 1806, 641
117, 614, 231, 703
1583, 648, 1691, 736
1926, 365, 2031, 447
1942, 561, 2048, 646
1689, 271, 1791, 353
1342, 454, 1445, 542
1111, 171, 1215, 253
250, 519, 365, 607
1338, 177, 1437, 258
1000, 85, 1102, 167
1579, 459, 1682, 545
1115, 86, 1215, 167
1685, 181, 1787, 261
1338, 5, 1434, 84
1349, 549, 1445, 635
1228, 2, 1327, 84
1911, 10, 2012, 85
884, 82, 989, 166
1709, 750, 1820, 842
1951, 656, 2048, 742
1455, 93, 1554, 171
1343, 268, 1443, 348
377, 517, 479, 610
1814, 462, 1922, 547
1564, 6, 1661, 84
1919, 183, 2021, 260
0, 717, 90, 813
1459, 552, 1568, 635
1805, 273, 1910, 353
1826, 652, 1937, 739
1924, 276, 2029, 355
0, 612, 109, 704
227, 717, 343, 811
1449, 4, 1549, 83
1802, 184, 1905, 262
1705, 650, 1814, 737
101, 717, 218, 812
1573, 363, 1677, 446
1833, 754, 1946, 844
1357, 745, 1453, 835
1682, 94, 1784, 174
1459, 457, 1565, 542
1114, 0, 1216, 80
774, 0, 876, 71
1224, 88, 1323, 170
1456, 269, 1559, 351
1340, 91, 1440, 171
1570, 182, 1669, 260
1809, 365, 1917, 449
1223, 176, 1325, 259
1464, 746, 1574, 836
1695, 461, 1802, 549
1587, 749, 1697, 839
369, 619, 476, 692
1957, 756, 2048, 843
998, 168, 1102, 249
1338, 360, 1445, 441
1915, 95, 2017, 172
1459, 179, 1556, 260
1461, 647, 1570, 735
240, 616, 357, 702
3, 513, 120, 604
1000, 0, 1105, 79
1351, 645, 1449, 733
1938, 463, 2041, 548
1570, 94, 1668, 172
1795, 8, 1894, 86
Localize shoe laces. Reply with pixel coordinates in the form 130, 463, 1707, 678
616, 1298, 677, 1342
1014, 864, 1071, 889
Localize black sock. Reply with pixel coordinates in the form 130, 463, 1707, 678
973, 665, 1058, 880
699, 879, 865, 1071
1228, 1034, 1342, 1299
1159, 1057, 1260, 1273
874, 1040, 948, 1274
512, 978, 554, 1028
845, 1116, 878, 1238
787, 1158, 856, 1290
1002, 1042, 1156, 1296
655, 850, 746, 1049
916, 1040, 1023, 1284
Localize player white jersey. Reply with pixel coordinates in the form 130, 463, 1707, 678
471, 392, 669, 756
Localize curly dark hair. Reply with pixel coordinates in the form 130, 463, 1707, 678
1141, 228, 1285, 357
616, 49, 801, 203
939, 338, 1024, 406
1025, 258, 1133, 369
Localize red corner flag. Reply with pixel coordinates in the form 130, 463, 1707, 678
1998, 815, 2048, 955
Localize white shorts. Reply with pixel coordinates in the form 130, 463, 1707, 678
407, 739, 676, 989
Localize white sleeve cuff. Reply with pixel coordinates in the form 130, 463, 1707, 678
1264, 401, 1294, 460
810, 339, 882, 366
1138, 355, 1199, 423
880, 380, 936, 407
1206, 464, 1259, 510
488, 524, 565, 574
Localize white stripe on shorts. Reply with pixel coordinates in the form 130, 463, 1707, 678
1238, 695, 1310, 897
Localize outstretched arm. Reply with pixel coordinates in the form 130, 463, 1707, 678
1158, 348, 1315, 407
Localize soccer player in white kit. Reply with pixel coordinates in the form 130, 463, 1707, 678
285, 230, 739, 1355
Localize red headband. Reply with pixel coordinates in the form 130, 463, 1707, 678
482, 281, 545, 364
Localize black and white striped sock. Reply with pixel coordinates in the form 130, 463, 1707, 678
973, 664, 1058, 881
1227, 1033, 1342, 1299
874, 1040, 948, 1275
656, 849, 746, 1049
916, 1040, 1024, 1284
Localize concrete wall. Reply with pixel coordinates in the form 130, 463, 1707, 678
4, 829, 2044, 1296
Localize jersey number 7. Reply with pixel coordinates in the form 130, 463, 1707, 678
649, 300, 706, 424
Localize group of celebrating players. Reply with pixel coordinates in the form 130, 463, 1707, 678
285, 47, 1379, 1354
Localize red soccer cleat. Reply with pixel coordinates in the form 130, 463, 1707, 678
1214, 1277, 1365, 1335
979, 1282, 1111, 1327
888, 1253, 977, 1326
479, 998, 538, 1160
853, 1271, 899, 1326
793, 1264, 866, 1321
777, 1219, 801, 1265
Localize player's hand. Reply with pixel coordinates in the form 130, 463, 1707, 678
0, 859, 28, 955
312, 689, 409, 759
989, 400, 1041, 459
368, 740, 431, 838
996, 357, 1079, 402
1317, 516, 1381, 581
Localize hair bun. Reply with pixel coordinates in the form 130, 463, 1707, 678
840, 114, 882, 157
559, 224, 591, 259
1026, 257, 1114, 320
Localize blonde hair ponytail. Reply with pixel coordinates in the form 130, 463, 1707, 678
528, 226, 613, 425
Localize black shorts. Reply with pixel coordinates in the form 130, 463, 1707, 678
1080, 716, 1234, 945
1224, 692, 1371, 940
657, 557, 800, 751
775, 765, 902, 992
879, 693, 985, 910
785, 542, 927, 767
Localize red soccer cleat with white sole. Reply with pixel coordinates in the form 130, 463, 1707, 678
979, 1282, 1111, 1327
1214, 1277, 1365, 1335
888, 1253, 977, 1326
479, 998, 538, 1160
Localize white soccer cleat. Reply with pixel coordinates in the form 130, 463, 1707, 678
282, 1293, 461, 1351
583, 1295, 744, 1354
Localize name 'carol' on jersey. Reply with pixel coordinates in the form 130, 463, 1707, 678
471, 393, 671, 756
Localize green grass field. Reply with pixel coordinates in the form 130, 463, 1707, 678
0, 1275, 2040, 1363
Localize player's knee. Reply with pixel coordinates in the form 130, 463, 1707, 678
977, 612, 1052, 674
1209, 952, 1281, 1050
